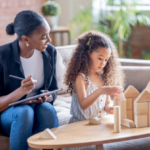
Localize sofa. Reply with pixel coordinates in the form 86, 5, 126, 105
1, 45, 150, 150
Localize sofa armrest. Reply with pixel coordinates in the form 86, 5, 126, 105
119, 58, 150, 66
122, 66, 150, 92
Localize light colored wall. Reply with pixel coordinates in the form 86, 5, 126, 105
0, 0, 47, 45
55, 0, 71, 26
54, 0, 92, 46
55, 0, 91, 26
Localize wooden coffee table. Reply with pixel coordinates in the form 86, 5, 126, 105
27, 115, 150, 150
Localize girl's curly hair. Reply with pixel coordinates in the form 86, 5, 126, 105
64, 30, 124, 95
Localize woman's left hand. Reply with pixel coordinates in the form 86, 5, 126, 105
27, 90, 51, 104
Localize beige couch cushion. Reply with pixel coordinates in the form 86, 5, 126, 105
56, 45, 76, 94
53, 93, 72, 126
122, 66, 150, 92
119, 58, 150, 66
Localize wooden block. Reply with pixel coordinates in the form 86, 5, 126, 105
114, 106, 121, 133
127, 110, 133, 120
119, 93, 126, 101
114, 93, 127, 120
148, 102, 150, 127
124, 85, 140, 98
134, 102, 148, 115
114, 97, 121, 106
89, 117, 101, 125
145, 81, 150, 92
39, 128, 57, 139
135, 89, 150, 103
121, 119, 136, 128
132, 97, 137, 121
135, 115, 148, 128
121, 101, 127, 119
114, 93, 126, 106
126, 98, 133, 110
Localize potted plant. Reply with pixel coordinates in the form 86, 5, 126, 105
69, 0, 150, 58
42, 0, 61, 29
142, 50, 150, 60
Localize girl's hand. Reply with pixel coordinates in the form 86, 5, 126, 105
19, 75, 35, 95
108, 106, 114, 114
27, 90, 51, 104
100, 86, 123, 97
104, 95, 113, 114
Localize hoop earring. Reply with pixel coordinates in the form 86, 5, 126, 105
26, 43, 29, 47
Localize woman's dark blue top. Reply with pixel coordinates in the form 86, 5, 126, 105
0, 39, 58, 105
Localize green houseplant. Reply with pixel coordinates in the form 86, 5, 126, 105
42, 0, 61, 29
70, 0, 150, 58
102, 0, 150, 57
142, 51, 150, 60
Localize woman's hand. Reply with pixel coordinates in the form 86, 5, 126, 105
27, 90, 51, 104
19, 75, 35, 95
100, 86, 123, 97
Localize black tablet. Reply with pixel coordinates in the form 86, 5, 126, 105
9, 88, 63, 106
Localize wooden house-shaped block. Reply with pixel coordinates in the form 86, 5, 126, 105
134, 89, 150, 128
124, 86, 140, 121
114, 92, 136, 128
145, 81, 150, 92
114, 82, 150, 128
114, 93, 127, 119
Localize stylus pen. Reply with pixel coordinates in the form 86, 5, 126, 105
9, 75, 37, 84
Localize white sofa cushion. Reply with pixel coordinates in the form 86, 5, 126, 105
53, 93, 72, 126
56, 45, 76, 94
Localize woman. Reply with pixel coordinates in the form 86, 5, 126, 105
0, 10, 59, 150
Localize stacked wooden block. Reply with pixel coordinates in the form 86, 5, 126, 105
124, 86, 140, 121
134, 81, 150, 128
114, 92, 136, 129
123, 81, 150, 128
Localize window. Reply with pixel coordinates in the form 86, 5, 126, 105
92, 0, 150, 12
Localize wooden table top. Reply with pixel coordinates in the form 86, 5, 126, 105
27, 115, 150, 149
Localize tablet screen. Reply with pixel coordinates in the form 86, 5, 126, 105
9, 88, 63, 106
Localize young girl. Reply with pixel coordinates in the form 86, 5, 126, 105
64, 30, 124, 150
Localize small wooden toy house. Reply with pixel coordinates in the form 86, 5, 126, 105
114, 82, 150, 129
124, 86, 140, 121
134, 89, 150, 128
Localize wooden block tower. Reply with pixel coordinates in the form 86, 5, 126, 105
114, 82, 150, 128
114, 93, 126, 119
134, 89, 150, 128
124, 86, 140, 121
114, 92, 136, 128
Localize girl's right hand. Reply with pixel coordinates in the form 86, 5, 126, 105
19, 75, 35, 95
100, 86, 123, 97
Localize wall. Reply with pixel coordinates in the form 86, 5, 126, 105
1, 0, 150, 55
54, 0, 92, 46
55, 1, 150, 58
0, 0, 91, 46
122, 9, 150, 59
129, 24, 150, 59
0, 0, 47, 45
55, 0, 91, 26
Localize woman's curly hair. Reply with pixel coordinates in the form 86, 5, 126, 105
64, 30, 124, 95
